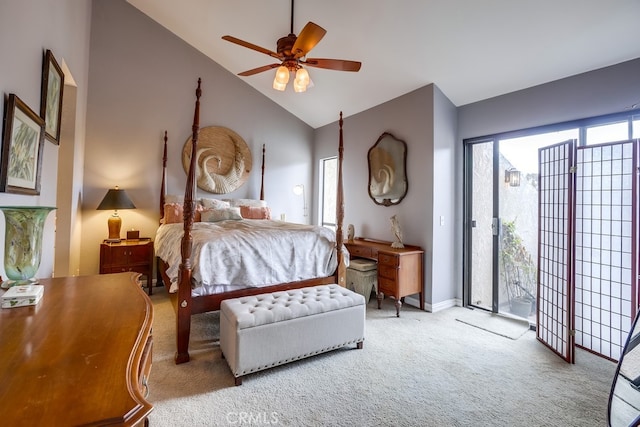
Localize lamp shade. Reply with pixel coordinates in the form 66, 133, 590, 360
97, 188, 136, 211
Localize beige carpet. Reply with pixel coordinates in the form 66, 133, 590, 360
146, 285, 616, 426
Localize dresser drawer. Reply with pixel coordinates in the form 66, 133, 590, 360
128, 243, 152, 264
378, 277, 396, 294
378, 264, 398, 281
378, 253, 399, 267
346, 244, 372, 259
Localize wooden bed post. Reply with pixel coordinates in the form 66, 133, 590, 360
160, 131, 168, 222
175, 78, 202, 364
336, 112, 346, 286
260, 144, 265, 201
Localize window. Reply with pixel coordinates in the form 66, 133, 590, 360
319, 156, 337, 229
585, 121, 629, 145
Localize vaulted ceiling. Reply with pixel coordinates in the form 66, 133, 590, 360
127, 0, 640, 128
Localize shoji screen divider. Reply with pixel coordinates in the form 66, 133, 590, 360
574, 140, 638, 361
538, 139, 639, 363
537, 140, 576, 363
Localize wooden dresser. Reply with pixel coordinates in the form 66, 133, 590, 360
345, 237, 424, 317
0, 273, 153, 426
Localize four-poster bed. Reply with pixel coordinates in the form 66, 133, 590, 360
156, 79, 347, 364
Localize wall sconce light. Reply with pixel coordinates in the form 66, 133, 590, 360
97, 186, 136, 242
504, 168, 521, 187
292, 184, 308, 217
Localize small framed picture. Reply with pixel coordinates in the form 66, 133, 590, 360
1, 94, 45, 195
40, 49, 64, 144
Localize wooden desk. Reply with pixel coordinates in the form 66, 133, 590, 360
345, 237, 424, 317
0, 273, 153, 426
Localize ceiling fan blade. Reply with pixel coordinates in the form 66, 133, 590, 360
291, 22, 326, 59
237, 63, 281, 76
303, 58, 362, 72
222, 35, 282, 60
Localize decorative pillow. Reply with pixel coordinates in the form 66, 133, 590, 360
200, 198, 231, 210
224, 198, 267, 208
201, 207, 243, 222
163, 203, 203, 224
240, 206, 271, 220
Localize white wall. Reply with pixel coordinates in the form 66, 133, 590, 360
82, 0, 314, 276
0, 1, 91, 280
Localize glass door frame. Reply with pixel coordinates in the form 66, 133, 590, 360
463, 138, 500, 312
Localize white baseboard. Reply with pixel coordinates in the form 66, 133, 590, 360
401, 296, 461, 313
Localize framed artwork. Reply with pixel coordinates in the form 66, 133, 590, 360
1, 94, 45, 195
40, 49, 64, 144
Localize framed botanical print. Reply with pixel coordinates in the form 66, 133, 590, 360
40, 49, 64, 144
1, 94, 45, 195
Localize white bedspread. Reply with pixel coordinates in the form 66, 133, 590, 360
155, 220, 339, 295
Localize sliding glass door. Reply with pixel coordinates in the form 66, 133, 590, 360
468, 141, 495, 312
466, 131, 577, 319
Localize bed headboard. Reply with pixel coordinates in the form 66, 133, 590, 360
159, 121, 267, 222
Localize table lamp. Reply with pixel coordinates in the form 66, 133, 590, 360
97, 186, 136, 242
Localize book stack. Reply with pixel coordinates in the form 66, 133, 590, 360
1, 284, 44, 308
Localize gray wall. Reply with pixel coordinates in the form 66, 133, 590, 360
314, 84, 460, 311
459, 58, 640, 140
81, 0, 314, 275
0, 0, 92, 279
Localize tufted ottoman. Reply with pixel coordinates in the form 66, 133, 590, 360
220, 284, 366, 385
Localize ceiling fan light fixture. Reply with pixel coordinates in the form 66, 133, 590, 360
273, 78, 287, 91
293, 78, 307, 92
274, 65, 290, 84
295, 67, 309, 85
222, 1, 360, 92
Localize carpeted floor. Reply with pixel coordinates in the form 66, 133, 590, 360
146, 285, 617, 426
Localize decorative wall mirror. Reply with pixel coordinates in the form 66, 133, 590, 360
367, 132, 408, 206
608, 312, 640, 426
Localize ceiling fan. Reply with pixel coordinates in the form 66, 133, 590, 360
221, 0, 361, 92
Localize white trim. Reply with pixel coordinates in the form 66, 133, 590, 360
401, 296, 461, 313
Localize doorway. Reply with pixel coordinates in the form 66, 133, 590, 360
464, 112, 640, 363
466, 129, 577, 321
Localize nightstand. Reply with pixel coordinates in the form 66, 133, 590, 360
99, 239, 154, 295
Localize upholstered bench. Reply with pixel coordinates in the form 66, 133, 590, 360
220, 284, 366, 385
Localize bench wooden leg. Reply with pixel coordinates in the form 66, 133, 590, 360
235, 376, 243, 386
357, 341, 363, 349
